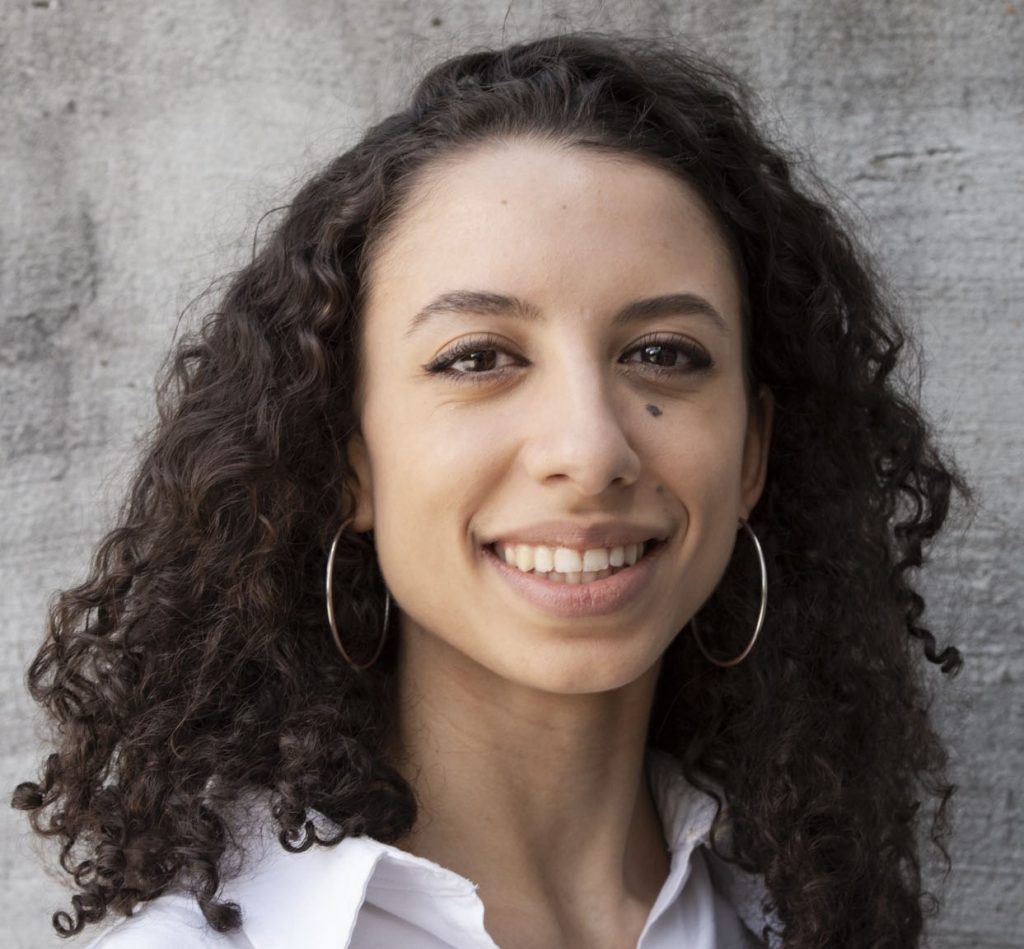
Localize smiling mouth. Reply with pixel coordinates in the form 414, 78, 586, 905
483, 539, 665, 584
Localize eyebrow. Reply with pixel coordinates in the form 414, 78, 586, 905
403, 290, 731, 339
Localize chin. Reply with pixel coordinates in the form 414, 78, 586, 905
502, 643, 660, 696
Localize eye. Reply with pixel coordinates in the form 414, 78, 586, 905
422, 333, 714, 387
620, 335, 713, 377
423, 335, 524, 385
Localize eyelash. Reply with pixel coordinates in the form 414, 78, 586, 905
423, 333, 714, 386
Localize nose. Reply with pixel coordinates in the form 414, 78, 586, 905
520, 360, 642, 496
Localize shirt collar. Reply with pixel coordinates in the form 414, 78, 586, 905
644, 749, 781, 947
221, 750, 777, 948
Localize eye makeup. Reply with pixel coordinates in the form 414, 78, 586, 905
422, 333, 714, 386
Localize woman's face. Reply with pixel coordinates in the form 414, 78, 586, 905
347, 138, 773, 694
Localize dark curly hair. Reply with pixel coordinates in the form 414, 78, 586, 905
14, 29, 972, 948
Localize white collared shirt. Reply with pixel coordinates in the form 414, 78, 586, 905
85, 749, 779, 948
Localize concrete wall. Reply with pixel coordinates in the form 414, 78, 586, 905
2, 1, 1021, 945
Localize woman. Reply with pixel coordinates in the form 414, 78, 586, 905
13, 30, 969, 948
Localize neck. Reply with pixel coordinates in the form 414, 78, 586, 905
385, 619, 671, 944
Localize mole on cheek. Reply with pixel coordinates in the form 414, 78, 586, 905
645, 403, 663, 417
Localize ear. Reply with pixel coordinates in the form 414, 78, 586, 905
344, 430, 375, 532
739, 383, 774, 520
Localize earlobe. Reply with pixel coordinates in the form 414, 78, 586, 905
740, 384, 775, 520
344, 431, 375, 532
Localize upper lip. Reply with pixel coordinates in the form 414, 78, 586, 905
482, 519, 671, 550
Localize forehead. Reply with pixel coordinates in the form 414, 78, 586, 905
363, 138, 741, 326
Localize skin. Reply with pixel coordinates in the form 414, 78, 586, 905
346, 138, 774, 948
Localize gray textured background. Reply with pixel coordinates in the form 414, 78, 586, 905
2, 1, 1021, 946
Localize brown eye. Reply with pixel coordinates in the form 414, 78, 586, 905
621, 336, 713, 375
423, 335, 526, 386
640, 344, 678, 367
452, 349, 498, 372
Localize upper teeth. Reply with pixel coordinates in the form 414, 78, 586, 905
495, 541, 647, 574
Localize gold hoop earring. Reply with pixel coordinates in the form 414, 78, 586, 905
690, 518, 767, 668
325, 518, 390, 670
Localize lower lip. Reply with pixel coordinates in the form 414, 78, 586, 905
482, 541, 667, 619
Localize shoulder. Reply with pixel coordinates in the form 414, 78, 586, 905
83, 893, 254, 949
82, 796, 385, 949
85, 804, 382, 949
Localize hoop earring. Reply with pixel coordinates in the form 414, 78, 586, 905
325, 518, 390, 670
690, 518, 767, 668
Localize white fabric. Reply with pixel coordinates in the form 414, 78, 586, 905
84, 749, 777, 948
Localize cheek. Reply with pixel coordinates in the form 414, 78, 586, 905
365, 404, 515, 646
649, 404, 746, 505
366, 395, 511, 547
